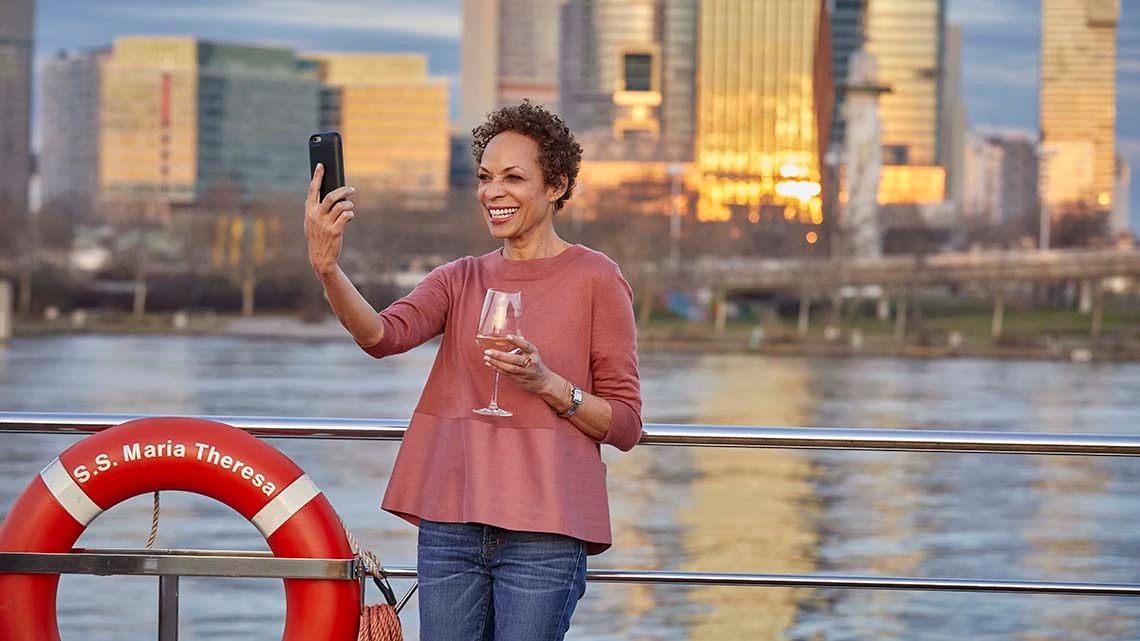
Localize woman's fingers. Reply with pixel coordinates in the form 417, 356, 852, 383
306, 164, 324, 207
320, 186, 355, 213
332, 209, 355, 231
505, 334, 536, 354
483, 347, 534, 373
330, 199, 355, 217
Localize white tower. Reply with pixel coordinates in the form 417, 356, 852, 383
841, 49, 890, 259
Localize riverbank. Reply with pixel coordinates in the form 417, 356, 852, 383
7, 308, 1140, 362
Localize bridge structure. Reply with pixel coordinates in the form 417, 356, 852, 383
649, 249, 1140, 340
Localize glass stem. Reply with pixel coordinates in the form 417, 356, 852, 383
488, 370, 501, 410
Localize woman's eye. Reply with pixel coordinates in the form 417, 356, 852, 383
477, 174, 490, 182
506, 175, 522, 182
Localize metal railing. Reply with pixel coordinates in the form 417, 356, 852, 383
3, 411, 1140, 638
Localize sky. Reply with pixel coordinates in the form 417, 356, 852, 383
29, 0, 1140, 229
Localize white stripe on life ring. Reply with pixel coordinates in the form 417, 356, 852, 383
40, 457, 103, 527
251, 474, 321, 538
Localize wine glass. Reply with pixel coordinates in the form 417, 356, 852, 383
473, 289, 522, 417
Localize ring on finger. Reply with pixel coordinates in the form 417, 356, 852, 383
522, 357, 533, 368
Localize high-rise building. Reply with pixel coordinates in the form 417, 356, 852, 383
1040, 0, 1118, 213
660, 0, 698, 161
560, 0, 697, 161
695, 0, 834, 233
960, 130, 1039, 227
863, 0, 944, 166
0, 0, 34, 220
963, 133, 1005, 224
459, 0, 560, 131
41, 50, 106, 208
829, 0, 867, 148
993, 132, 1039, 226
940, 24, 966, 214
99, 37, 321, 205
308, 53, 450, 209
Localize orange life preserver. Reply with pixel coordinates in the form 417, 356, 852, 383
0, 417, 361, 640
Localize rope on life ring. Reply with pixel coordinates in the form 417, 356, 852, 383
0, 417, 361, 641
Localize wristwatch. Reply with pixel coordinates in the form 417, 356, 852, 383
557, 385, 583, 418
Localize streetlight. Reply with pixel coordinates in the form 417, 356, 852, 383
1036, 143, 1055, 251
667, 162, 684, 271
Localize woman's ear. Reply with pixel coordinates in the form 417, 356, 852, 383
548, 176, 569, 203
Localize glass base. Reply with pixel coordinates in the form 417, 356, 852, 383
473, 406, 513, 417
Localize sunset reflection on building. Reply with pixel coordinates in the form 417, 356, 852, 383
693, 0, 833, 236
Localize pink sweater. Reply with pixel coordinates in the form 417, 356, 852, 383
362, 244, 642, 555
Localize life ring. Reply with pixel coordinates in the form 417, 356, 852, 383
0, 417, 361, 640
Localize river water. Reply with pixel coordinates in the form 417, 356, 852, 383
2, 335, 1139, 640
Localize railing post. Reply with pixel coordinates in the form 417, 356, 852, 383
797, 290, 811, 337
894, 297, 908, 342
1090, 279, 1104, 341
992, 289, 1006, 340
713, 289, 728, 336
0, 279, 11, 343
158, 575, 179, 641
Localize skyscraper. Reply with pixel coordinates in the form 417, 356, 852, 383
940, 24, 966, 214
1040, 0, 1118, 213
0, 0, 34, 221
994, 132, 1039, 227
41, 50, 106, 208
963, 133, 1005, 224
309, 53, 450, 209
829, 0, 867, 148
695, 0, 833, 232
863, 0, 944, 166
459, 0, 560, 131
660, 0, 698, 161
559, 0, 697, 161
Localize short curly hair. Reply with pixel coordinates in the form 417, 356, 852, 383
471, 101, 582, 211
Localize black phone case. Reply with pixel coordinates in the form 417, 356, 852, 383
308, 132, 346, 202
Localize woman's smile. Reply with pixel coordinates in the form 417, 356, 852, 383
487, 205, 521, 225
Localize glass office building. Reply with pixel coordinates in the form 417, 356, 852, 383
459, 0, 561, 130
695, 0, 834, 228
0, 0, 34, 218
1040, 0, 1119, 212
863, 0, 944, 166
829, 0, 866, 149
309, 53, 450, 209
99, 37, 321, 204
41, 50, 106, 208
560, 0, 697, 161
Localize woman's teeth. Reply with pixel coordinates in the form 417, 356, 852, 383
489, 207, 519, 220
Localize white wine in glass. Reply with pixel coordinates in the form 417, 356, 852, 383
473, 289, 522, 417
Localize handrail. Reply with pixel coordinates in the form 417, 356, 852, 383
4, 410, 1140, 611
3, 412, 1140, 456
3, 552, 1137, 597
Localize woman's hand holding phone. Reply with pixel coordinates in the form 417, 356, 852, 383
304, 163, 356, 277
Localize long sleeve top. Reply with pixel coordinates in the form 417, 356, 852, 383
362, 244, 642, 555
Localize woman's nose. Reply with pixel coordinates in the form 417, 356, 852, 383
484, 179, 506, 198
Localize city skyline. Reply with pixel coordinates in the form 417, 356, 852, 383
24, 0, 1140, 228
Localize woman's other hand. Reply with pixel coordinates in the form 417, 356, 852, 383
483, 334, 557, 397
304, 163, 356, 276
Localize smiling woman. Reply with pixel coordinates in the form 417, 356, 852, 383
302, 100, 642, 641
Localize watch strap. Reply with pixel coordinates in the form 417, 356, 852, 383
557, 385, 583, 418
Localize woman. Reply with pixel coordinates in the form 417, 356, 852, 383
303, 101, 642, 641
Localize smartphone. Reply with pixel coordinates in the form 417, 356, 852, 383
308, 132, 346, 202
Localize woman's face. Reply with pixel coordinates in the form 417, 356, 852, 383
477, 131, 566, 242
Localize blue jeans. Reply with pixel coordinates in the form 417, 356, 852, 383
417, 519, 588, 641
